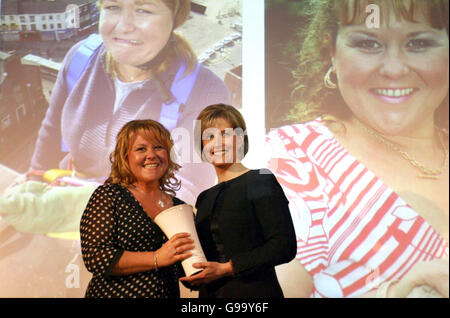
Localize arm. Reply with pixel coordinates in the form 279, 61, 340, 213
80, 185, 125, 276
110, 233, 194, 276
359, 259, 449, 298
181, 173, 297, 285
1, 181, 96, 234
275, 258, 314, 298
229, 172, 297, 277
30, 42, 82, 171
30, 66, 66, 170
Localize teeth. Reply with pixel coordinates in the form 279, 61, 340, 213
376, 88, 414, 97
144, 164, 158, 168
117, 38, 141, 45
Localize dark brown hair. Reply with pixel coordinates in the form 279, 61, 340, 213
195, 103, 249, 160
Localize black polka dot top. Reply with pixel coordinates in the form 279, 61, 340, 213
80, 183, 185, 298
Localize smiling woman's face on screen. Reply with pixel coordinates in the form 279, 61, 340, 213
332, 9, 449, 136
99, 0, 174, 67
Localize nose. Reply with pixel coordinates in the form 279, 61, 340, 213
378, 47, 410, 80
145, 148, 157, 160
211, 135, 224, 149
116, 10, 135, 33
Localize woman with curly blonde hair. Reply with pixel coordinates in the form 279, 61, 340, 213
31, 0, 229, 203
80, 119, 195, 298
108, 119, 181, 195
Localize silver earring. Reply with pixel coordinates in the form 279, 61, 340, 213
324, 66, 337, 89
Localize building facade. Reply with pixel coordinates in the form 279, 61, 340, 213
0, 0, 98, 41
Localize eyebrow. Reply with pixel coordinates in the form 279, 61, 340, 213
345, 30, 378, 37
102, 0, 157, 6
406, 31, 439, 38
136, 0, 158, 6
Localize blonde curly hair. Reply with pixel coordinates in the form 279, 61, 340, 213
107, 120, 181, 196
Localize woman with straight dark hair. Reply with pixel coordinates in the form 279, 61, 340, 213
180, 104, 297, 298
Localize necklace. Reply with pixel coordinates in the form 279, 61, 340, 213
354, 119, 449, 179
131, 184, 167, 208
116, 64, 151, 82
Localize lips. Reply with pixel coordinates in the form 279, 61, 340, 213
113, 37, 143, 46
370, 87, 417, 103
212, 148, 228, 155
143, 163, 159, 169
373, 88, 415, 97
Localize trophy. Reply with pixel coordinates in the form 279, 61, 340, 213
154, 204, 207, 276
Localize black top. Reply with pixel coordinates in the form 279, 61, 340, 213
195, 169, 297, 298
80, 183, 185, 298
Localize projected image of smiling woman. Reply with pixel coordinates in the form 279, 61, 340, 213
99, 0, 174, 75
30, 0, 230, 204
267, 0, 449, 298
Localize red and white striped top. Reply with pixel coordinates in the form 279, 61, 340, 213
266, 120, 449, 298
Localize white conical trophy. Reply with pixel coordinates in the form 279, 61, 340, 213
154, 204, 207, 276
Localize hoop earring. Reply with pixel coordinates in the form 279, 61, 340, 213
324, 66, 337, 89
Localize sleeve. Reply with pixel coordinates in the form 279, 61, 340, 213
231, 171, 297, 278
0, 181, 96, 234
80, 185, 124, 276
265, 127, 330, 277
30, 42, 82, 171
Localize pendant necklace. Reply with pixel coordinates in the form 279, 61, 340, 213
131, 184, 167, 208
355, 119, 449, 179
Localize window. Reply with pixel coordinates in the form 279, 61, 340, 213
42, 24, 47, 30
41, 16, 46, 21
57, 23, 62, 29
50, 23, 54, 29
31, 24, 36, 31
30, 16, 35, 23
20, 16, 26, 23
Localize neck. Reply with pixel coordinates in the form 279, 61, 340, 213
349, 116, 441, 153
116, 63, 152, 82
132, 181, 160, 194
214, 162, 249, 183
348, 116, 449, 178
